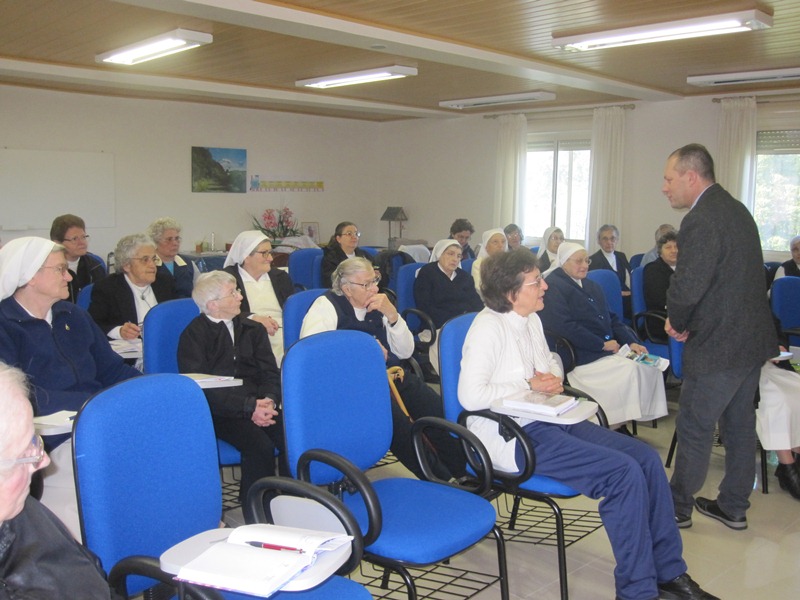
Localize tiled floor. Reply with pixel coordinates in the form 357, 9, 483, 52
223, 392, 800, 599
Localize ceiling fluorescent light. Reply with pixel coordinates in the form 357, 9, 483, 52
439, 91, 556, 110
96, 29, 212, 65
552, 9, 772, 51
296, 66, 417, 89
688, 67, 800, 87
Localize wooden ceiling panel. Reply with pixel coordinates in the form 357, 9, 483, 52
0, 0, 798, 121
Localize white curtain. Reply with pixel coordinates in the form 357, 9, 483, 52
717, 96, 757, 210
494, 114, 527, 227
587, 106, 626, 249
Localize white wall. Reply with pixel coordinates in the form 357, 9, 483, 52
1, 84, 788, 262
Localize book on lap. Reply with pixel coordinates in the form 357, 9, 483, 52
500, 390, 579, 416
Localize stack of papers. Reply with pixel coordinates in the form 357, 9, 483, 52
620, 344, 670, 372
502, 391, 579, 416
182, 373, 243, 388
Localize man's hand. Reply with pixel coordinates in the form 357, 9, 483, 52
665, 318, 689, 342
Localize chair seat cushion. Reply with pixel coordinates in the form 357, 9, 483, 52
344, 478, 496, 564
222, 575, 370, 599
517, 474, 580, 497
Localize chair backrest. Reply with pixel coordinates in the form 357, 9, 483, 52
629, 253, 644, 270
73, 374, 222, 595
438, 313, 478, 424
461, 257, 475, 275
771, 276, 800, 330
630, 266, 646, 317
586, 269, 624, 321
668, 337, 684, 379
77, 283, 94, 310
359, 246, 380, 258
86, 252, 107, 273
396, 262, 425, 330
288, 247, 323, 289
282, 288, 328, 352
142, 298, 200, 374
281, 330, 393, 483
312, 254, 324, 288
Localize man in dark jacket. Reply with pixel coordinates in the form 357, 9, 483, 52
663, 143, 778, 531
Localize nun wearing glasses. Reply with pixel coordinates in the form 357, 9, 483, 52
300, 257, 467, 482
88, 233, 175, 340
0, 237, 139, 540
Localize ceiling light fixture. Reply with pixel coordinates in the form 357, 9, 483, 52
296, 66, 417, 89
687, 67, 800, 87
552, 9, 772, 51
96, 29, 213, 65
439, 91, 556, 110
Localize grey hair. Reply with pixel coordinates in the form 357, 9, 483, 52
654, 223, 676, 242
597, 224, 619, 240
114, 234, 153, 269
147, 217, 182, 244
0, 363, 31, 453
192, 271, 237, 314
331, 257, 374, 296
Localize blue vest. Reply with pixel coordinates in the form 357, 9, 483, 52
325, 291, 400, 367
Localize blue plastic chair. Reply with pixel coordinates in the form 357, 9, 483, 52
439, 312, 606, 600
77, 283, 94, 311
630, 266, 669, 360
771, 276, 800, 346
461, 257, 475, 276
142, 298, 241, 468
311, 254, 324, 288
86, 251, 107, 273
288, 248, 323, 290
142, 298, 200, 375
629, 253, 644, 270
282, 288, 327, 353
586, 269, 627, 324
281, 330, 509, 600
73, 374, 370, 600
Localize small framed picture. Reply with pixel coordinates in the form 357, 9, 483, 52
302, 222, 320, 244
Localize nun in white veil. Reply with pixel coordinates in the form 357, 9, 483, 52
471, 229, 508, 297
536, 226, 564, 272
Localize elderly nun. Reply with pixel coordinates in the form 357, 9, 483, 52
223, 230, 295, 365
0, 236, 139, 539
537, 242, 668, 431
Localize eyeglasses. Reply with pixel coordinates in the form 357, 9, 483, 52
131, 255, 158, 265
523, 275, 544, 288
0, 435, 46, 470
39, 264, 70, 276
214, 288, 242, 301
163, 236, 182, 243
340, 231, 361, 238
344, 275, 381, 290
251, 250, 274, 258
63, 234, 90, 243
569, 257, 592, 265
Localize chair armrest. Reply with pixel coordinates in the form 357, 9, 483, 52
410, 416, 494, 497
293, 282, 308, 292
297, 449, 383, 547
383, 287, 398, 305
108, 555, 224, 600
454, 409, 538, 486
563, 385, 609, 429
401, 307, 437, 348
244, 476, 364, 575
632, 310, 667, 342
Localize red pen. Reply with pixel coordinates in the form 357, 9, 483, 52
245, 541, 305, 553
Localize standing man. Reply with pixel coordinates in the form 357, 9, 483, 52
663, 143, 777, 530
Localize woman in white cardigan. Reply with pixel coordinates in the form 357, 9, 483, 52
458, 248, 716, 600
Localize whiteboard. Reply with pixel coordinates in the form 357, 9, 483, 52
0, 149, 115, 230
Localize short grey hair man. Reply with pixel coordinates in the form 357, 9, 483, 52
191, 271, 237, 314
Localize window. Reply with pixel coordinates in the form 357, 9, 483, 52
754, 130, 800, 251
523, 138, 591, 243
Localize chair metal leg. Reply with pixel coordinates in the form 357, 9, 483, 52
760, 444, 769, 494
665, 430, 678, 468
508, 495, 522, 530
631, 420, 638, 436
490, 525, 510, 600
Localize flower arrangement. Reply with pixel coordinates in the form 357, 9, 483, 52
252, 206, 302, 239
